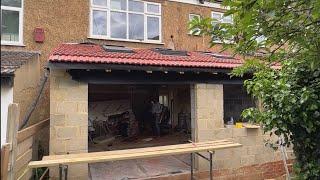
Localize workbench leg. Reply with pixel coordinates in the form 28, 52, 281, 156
59, 165, 63, 180
59, 164, 68, 180
190, 153, 194, 180
64, 165, 68, 180
209, 152, 213, 180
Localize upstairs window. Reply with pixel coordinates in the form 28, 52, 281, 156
90, 0, 161, 43
1, 0, 23, 45
188, 14, 201, 36
211, 11, 233, 43
211, 11, 233, 25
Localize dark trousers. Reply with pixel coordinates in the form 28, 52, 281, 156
153, 113, 161, 137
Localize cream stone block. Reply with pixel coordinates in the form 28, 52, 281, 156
239, 136, 258, 146
50, 101, 59, 114
58, 76, 80, 89
51, 114, 65, 126
77, 102, 88, 113
212, 128, 232, 140
247, 145, 263, 155
79, 125, 89, 137
197, 130, 214, 141
214, 149, 233, 159
68, 164, 88, 179
49, 139, 66, 155
50, 69, 67, 77
56, 126, 78, 139
233, 128, 248, 137
65, 137, 88, 152
57, 101, 78, 113
65, 113, 88, 126
240, 155, 255, 166
51, 89, 67, 101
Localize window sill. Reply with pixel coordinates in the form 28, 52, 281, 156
88, 36, 165, 45
224, 123, 260, 129
187, 33, 202, 37
1, 41, 26, 47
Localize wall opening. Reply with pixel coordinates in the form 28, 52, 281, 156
223, 84, 256, 124
88, 84, 193, 179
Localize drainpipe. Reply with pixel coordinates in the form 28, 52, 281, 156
19, 68, 49, 130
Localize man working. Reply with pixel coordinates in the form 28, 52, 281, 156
151, 99, 162, 137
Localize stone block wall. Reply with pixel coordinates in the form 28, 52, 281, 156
50, 69, 88, 179
191, 84, 224, 143
190, 83, 294, 179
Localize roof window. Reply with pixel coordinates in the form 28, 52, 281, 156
102, 45, 134, 53
153, 48, 188, 56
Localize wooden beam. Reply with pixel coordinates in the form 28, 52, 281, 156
1, 143, 10, 180
43, 139, 233, 160
17, 118, 49, 143
29, 140, 241, 168
6, 103, 20, 180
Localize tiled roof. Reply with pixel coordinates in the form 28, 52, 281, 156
49, 43, 244, 69
1, 51, 39, 75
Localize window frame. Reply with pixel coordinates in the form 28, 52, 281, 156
1, 0, 24, 46
211, 11, 233, 24
188, 13, 201, 36
89, 0, 162, 44
211, 11, 233, 44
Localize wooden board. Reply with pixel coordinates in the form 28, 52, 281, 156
1, 143, 10, 180
29, 140, 241, 168
17, 118, 49, 143
243, 123, 260, 129
43, 139, 233, 160
17, 137, 33, 158
15, 149, 32, 173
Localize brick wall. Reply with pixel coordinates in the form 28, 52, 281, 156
50, 69, 88, 179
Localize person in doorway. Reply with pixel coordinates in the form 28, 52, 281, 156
151, 99, 162, 137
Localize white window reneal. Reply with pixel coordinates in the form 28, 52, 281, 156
188, 14, 201, 35
1, 0, 23, 45
90, 0, 161, 43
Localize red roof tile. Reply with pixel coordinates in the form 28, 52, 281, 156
49, 43, 244, 69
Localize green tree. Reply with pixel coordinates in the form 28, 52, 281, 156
190, 0, 320, 179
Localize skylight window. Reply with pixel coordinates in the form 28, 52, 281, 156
153, 48, 188, 56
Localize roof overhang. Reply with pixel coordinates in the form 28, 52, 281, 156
48, 62, 233, 74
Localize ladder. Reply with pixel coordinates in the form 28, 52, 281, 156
279, 136, 291, 180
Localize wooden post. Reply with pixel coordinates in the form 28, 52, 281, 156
6, 103, 20, 180
1, 143, 10, 180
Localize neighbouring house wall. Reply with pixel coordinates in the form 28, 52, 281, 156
190, 83, 294, 179
50, 69, 88, 179
1, 81, 13, 147
13, 55, 41, 126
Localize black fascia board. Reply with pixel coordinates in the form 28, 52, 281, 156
48, 62, 232, 74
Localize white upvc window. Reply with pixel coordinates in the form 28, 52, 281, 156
188, 13, 201, 36
211, 11, 233, 25
211, 11, 233, 43
1, 0, 24, 46
90, 0, 161, 43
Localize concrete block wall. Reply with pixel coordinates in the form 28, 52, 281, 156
191, 83, 294, 178
191, 84, 224, 143
50, 69, 88, 179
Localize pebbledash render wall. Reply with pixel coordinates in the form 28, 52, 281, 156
50, 70, 88, 179
50, 80, 294, 179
